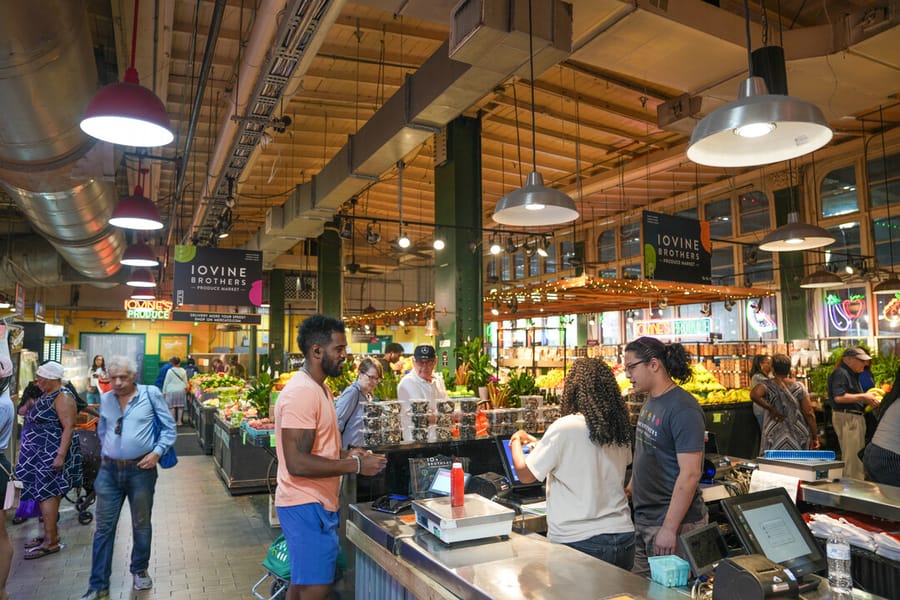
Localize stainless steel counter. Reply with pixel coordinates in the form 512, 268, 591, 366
349, 502, 689, 600
801, 479, 900, 522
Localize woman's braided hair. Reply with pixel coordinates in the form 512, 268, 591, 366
560, 357, 632, 447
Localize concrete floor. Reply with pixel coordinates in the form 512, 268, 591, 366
6, 429, 356, 599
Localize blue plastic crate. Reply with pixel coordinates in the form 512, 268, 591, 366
763, 450, 836, 461
241, 421, 274, 447
648, 555, 690, 587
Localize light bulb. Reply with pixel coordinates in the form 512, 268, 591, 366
734, 122, 776, 138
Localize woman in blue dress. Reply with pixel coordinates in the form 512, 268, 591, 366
14, 361, 82, 559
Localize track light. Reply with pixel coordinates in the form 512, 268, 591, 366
658, 297, 669, 310
724, 299, 736, 312
491, 302, 500, 316
489, 235, 502, 255
700, 302, 712, 316
366, 222, 381, 245
536, 236, 550, 257
339, 217, 353, 240
505, 236, 517, 254
433, 234, 446, 251
397, 230, 411, 249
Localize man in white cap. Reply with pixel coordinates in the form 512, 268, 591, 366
397, 345, 449, 404
827, 346, 881, 479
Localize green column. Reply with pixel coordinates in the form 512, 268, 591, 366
318, 223, 343, 318
434, 116, 483, 373
269, 269, 285, 374
774, 186, 808, 341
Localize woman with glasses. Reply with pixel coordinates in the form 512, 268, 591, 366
14, 361, 83, 559
623, 336, 706, 577
335, 358, 383, 450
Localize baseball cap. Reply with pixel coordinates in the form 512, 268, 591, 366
37, 360, 65, 380
842, 347, 872, 361
413, 345, 436, 361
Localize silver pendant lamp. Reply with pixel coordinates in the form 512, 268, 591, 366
492, 0, 577, 227
687, 0, 832, 168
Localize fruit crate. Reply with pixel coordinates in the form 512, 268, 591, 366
241, 421, 274, 447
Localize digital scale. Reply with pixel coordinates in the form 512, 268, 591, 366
755, 457, 843, 481
412, 494, 515, 544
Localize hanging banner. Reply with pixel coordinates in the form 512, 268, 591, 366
173, 245, 263, 307
172, 311, 261, 325
641, 211, 711, 284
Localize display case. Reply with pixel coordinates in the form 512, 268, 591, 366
61, 349, 88, 395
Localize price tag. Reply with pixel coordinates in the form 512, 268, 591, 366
242, 431, 247, 445
270, 433, 276, 447
712, 413, 722, 423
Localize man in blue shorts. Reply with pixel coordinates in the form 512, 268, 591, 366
275, 314, 386, 599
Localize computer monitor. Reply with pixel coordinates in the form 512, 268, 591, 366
720, 487, 826, 580
428, 467, 470, 497
679, 523, 729, 577
494, 435, 542, 490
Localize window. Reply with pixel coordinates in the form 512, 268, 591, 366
711, 246, 735, 286
743, 246, 774, 284
486, 258, 498, 282
620, 222, 640, 258
597, 229, 616, 263
596, 311, 620, 345
622, 263, 641, 279
825, 223, 861, 273
513, 253, 525, 280
738, 190, 770, 234
821, 166, 858, 216
560, 240, 575, 268
598, 268, 616, 279
544, 242, 558, 274
527, 251, 540, 278
676, 207, 699, 220
705, 197, 733, 238
501, 256, 511, 282
872, 215, 900, 269
867, 150, 900, 209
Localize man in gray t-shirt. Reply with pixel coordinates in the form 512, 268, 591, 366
632, 386, 707, 527
863, 400, 900, 486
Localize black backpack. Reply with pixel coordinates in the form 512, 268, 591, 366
64, 382, 88, 413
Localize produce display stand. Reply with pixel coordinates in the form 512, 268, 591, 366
213, 415, 276, 495
701, 402, 759, 458
187, 396, 199, 429
196, 402, 217, 455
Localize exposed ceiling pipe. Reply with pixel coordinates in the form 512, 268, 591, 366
0, 0, 126, 281
168, 0, 226, 247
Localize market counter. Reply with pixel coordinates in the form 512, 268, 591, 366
347, 502, 688, 600
212, 415, 275, 495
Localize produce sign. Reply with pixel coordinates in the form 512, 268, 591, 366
633, 317, 711, 341
124, 299, 172, 320
642, 210, 711, 284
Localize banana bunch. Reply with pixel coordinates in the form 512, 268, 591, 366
865, 387, 885, 412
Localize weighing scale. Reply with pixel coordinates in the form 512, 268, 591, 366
412, 494, 515, 544
755, 457, 843, 481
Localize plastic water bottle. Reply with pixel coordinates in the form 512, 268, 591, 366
826, 527, 852, 592
450, 462, 465, 507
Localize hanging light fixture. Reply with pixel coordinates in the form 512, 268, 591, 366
491, 0, 578, 226
432, 232, 446, 251
397, 229, 411, 249
126, 268, 157, 288
686, 0, 832, 167
799, 269, 843, 289
130, 290, 156, 300
872, 106, 900, 295
366, 221, 381, 245
489, 234, 502, 255
536, 235, 550, 257
80, 0, 173, 147
757, 160, 835, 252
121, 239, 159, 267
109, 163, 164, 230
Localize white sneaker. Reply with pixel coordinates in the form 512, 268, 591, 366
133, 570, 153, 590
79, 590, 110, 600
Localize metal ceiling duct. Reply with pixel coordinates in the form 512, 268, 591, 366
0, 0, 126, 283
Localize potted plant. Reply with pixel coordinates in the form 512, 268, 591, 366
455, 337, 493, 397
504, 368, 537, 408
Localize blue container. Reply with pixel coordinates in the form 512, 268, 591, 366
648, 555, 690, 587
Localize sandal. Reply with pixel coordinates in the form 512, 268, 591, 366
24, 537, 45, 549
24, 545, 61, 560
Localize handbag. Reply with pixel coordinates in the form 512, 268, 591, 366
1, 463, 21, 511
146, 386, 178, 469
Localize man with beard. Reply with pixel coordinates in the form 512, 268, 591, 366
275, 314, 386, 600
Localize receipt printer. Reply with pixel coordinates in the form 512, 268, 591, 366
713, 555, 800, 600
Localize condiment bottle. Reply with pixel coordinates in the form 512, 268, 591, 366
450, 462, 465, 507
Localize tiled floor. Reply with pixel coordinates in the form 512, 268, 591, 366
6, 429, 356, 599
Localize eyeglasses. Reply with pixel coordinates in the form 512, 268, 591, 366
624, 360, 648, 374
114, 416, 123, 435
361, 372, 382, 384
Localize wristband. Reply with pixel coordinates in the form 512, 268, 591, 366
352, 454, 361, 475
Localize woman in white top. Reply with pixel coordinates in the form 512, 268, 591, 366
162, 357, 189, 424
87, 355, 109, 405
510, 357, 634, 569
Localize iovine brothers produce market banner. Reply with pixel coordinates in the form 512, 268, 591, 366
642, 210, 711, 285
173, 245, 263, 307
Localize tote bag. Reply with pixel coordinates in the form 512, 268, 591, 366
1, 463, 21, 511
146, 386, 178, 469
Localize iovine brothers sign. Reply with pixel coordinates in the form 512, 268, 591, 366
173, 245, 263, 308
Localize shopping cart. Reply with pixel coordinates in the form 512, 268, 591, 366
65, 411, 101, 524
251, 534, 290, 600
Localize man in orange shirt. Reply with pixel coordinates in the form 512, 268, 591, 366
275, 314, 386, 600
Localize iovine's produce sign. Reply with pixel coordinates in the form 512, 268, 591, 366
173, 245, 263, 307
124, 299, 172, 320
642, 210, 711, 284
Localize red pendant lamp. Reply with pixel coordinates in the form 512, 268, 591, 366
80, 0, 173, 147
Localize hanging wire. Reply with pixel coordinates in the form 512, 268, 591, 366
879, 105, 895, 269
512, 82, 523, 185
354, 19, 362, 133
527, 0, 537, 173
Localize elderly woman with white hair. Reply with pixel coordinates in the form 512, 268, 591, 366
14, 360, 83, 559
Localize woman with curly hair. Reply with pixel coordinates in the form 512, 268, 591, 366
624, 336, 707, 576
510, 357, 634, 569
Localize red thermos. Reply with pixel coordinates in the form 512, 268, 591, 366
450, 462, 465, 507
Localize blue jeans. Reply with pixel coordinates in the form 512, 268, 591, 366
564, 531, 635, 570
89, 462, 158, 590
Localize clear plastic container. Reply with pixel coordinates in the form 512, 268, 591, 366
410, 414, 431, 428
362, 402, 382, 418
435, 399, 455, 414
408, 399, 430, 415
458, 398, 479, 413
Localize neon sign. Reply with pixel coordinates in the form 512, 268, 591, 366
123, 299, 173, 320
633, 317, 711, 340
826, 294, 865, 332
746, 303, 777, 335
881, 294, 900, 325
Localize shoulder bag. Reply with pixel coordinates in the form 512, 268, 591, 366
144, 385, 178, 468
1, 462, 22, 511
